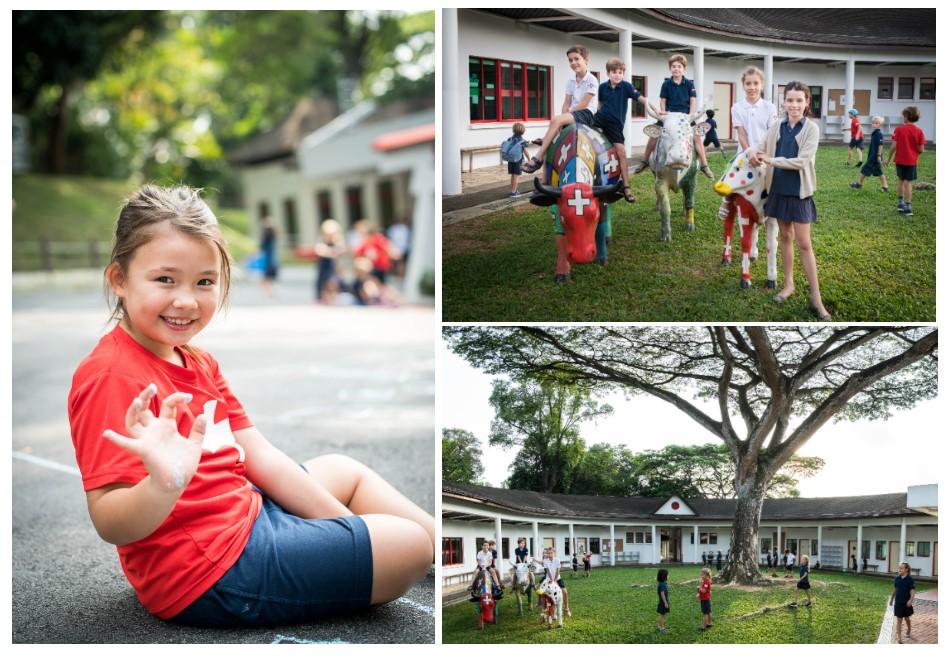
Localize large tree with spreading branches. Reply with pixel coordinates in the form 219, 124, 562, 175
444, 326, 937, 584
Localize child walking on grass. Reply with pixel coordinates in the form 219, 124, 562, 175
790, 554, 812, 608
697, 567, 713, 631
849, 116, 889, 192
68, 185, 434, 627
656, 568, 670, 633
885, 106, 926, 217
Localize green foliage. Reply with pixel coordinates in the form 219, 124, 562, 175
442, 428, 485, 485
443, 566, 931, 643
443, 146, 936, 321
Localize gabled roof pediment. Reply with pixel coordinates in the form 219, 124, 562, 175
654, 495, 696, 516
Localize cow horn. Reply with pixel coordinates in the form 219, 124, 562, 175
591, 182, 622, 203
689, 106, 707, 123
533, 177, 562, 198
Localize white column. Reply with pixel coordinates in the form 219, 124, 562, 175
817, 524, 822, 559
532, 520, 540, 560
652, 524, 659, 564
494, 516, 503, 573
764, 54, 774, 102
899, 519, 907, 564
845, 58, 856, 115
402, 153, 435, 303
776, 525, 781, 553
856, 523, 863, 573
610, 524, 616, 567
694, 524, 700, 565
693, 45, 705, 111
619, 29, 632, 151
442, 8, 462, 195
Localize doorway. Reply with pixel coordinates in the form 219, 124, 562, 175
712, 82, 734, 139
848, 540, 857, 569
799, 539, 810, 558
934, 542, 938, 577
889, 541, 899, 571
660, 528, 682, 562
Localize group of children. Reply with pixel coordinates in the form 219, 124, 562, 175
504, 45, 929, 317
473, 538, 572, 616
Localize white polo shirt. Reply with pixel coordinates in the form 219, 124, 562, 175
477, 550, 493, 569
565, 72, 599, 114
731, 97, 778, 150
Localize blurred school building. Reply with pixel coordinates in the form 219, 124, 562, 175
442, 8, 935, 194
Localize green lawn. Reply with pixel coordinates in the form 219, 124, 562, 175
443, 146, 935, 321
443, 566, 932, 644
12, 174, 256, 269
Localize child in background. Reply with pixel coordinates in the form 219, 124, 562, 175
501, 122, 530, 197
791, 554, 812, 608
314, 218, 345, 304
749, 81, 830, 321
572, 549, 579, 574
697, 567, 712, 631
846, 109, 864, 166
68, 185, 434, 627
889, 562, 916, 643
583, 547, 592, 577
656, 568, 670, 633
732, 66, 778, 152
523, 45, 598, 173
850, 116, 889, 192
885, 106, 926, 216
637, 53, 714, 179
771, 547, 780, 577
715, 549, 722, 572
702, 109, 726, 157
786, 548, 795, 576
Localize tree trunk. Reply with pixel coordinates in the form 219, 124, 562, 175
47, 83, 72, 174
719, 474, 769, 584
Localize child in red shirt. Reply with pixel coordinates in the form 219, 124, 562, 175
846, 109, 863, 167
68, 185, 433, 626
885, 106, 926, 216
697, 567, 713, 631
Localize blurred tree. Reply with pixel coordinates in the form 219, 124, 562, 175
442, 428, 485, 485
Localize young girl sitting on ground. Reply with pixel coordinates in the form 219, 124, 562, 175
68, 185, 434, 626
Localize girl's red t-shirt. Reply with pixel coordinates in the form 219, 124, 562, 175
68, 324, 261, 619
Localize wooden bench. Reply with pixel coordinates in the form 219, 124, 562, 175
863, 564, 881, 573
460, 145, 501, 172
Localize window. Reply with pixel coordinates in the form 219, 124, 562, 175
862, 541, 871, 560
919, 78, 935, 100
646, 531, 653, 544
809, 86, 823, 119
631, 75, 647, 118
589, 538, 601, 554
470, 56, 552, 122
876, 541, 887, 560
442, 537, 463, 566
315, 190, 332, 223
283, 198, 298, 248
378, 180, 395, 227
905, 541, 915, 557
878, 77, 894, 100
502, 538, 510, 559
898, 77, 915, 100
258, 201, 270, 223
917, 542, 930, 558
761, 538, 772, 553
345, 185, 363, 227
786, 538, 798, 554
543, 537, 555, 550
564, 537, 571, 555
811, 539, 819, 556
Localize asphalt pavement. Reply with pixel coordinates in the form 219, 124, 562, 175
12, 270, 435, 643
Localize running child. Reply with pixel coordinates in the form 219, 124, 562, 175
702, 109, 726, 157
697, 567, 712, 630
850, 116, 889, 192
790, 554, 812, 608
889, 562, 916, 643
67, 185, 434, 626
656, 568, 670, 633
846, 108, 863, 166
748, 81, 830, 321
885, 106, 926, 216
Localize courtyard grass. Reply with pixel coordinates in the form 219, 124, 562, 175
443, 146, 935, 321
442, 565, 933, 644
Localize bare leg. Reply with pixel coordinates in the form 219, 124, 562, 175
793, 223, 827, 317
880, 174, 889, 189
904, 181, 913, 204
360, 513, 433, 604
533, 113, 575, 162
776, 219, 796, 300
303, 454, 434, 551
510, 173, 519, 193
641, 136, 656, 165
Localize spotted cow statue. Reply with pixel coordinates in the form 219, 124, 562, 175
529, 123, 622, 283
642, 105, 706, 241
713, 150, 778, 288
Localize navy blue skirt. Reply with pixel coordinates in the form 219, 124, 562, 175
764, 193, 817, 224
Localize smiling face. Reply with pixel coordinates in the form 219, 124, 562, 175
607, 67, 624, 86
669, 60, 685, 80
783, 88, 809, 123
743, 74, 762, 102
568, 51, 588, 76
108, 222, 221, 362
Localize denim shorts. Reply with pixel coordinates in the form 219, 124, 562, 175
171, 495, 373, 627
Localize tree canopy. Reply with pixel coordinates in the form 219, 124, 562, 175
442, 428, 484, 485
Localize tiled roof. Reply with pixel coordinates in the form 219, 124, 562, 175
227, 96, 338, 166
443, 481, 922, 522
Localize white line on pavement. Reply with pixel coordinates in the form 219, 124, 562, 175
396, 596, 435, 616
13, 451, 81, 477
270, 635, 349, 644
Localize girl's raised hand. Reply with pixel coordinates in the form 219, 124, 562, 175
103, 387, 207, 494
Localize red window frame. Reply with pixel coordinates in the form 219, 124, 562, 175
469, 55, 552, 123
442, 537, 464, 567
631, 75, 647, 118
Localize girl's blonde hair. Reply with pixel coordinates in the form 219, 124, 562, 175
700, 567, 711, 578
106, 184, 232, 323
871, 116, 885, 126
741, 66, 765, 84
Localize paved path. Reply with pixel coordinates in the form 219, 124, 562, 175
12, 275, 434, 643
877, 588, 937, 644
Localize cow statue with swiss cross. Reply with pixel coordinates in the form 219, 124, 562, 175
713, 149, 778, 289
529, 122, 622, 284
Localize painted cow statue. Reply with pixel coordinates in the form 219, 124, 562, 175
642, 104, 705, 241
535, 578, 564, 629
713, 150, 778, 289
530, 123, 622, 282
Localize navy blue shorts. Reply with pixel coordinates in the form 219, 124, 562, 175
849, 137, 863, 149
572, 109, 594, 126
593, 115, 625, 144
896, 164, 917, 181
508, 160, 523, 175
171, 496, 373, 627
700, 599, 712, 614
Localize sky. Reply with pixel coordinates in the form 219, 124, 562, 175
440, 342, 940, 497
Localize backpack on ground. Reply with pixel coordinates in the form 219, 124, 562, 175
500, 136, 525, 162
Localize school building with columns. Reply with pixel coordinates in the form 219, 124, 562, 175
441, 481, 938, 586
441, 8, 935, 195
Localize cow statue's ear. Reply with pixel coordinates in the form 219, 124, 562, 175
643, 124, 663, 139
696, 122, 711, 136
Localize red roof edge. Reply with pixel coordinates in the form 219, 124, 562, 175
372, 124, 435, 152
